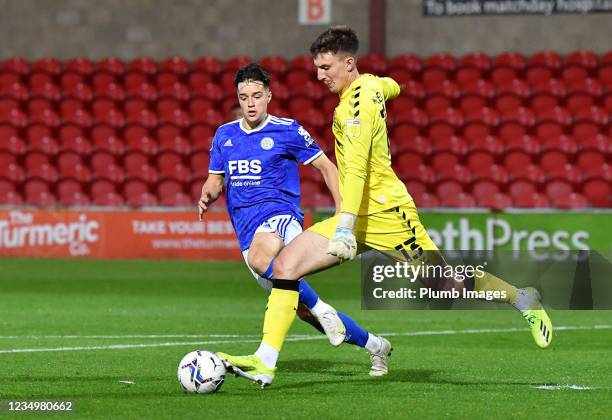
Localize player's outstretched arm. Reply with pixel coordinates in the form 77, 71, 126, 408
198, 174, 224, 221
310, 153, 341, 214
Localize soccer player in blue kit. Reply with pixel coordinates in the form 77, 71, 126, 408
198, 63, 391, 377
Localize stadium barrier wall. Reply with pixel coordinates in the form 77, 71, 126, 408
0, 209, 608, 260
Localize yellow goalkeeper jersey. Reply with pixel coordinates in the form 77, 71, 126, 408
332, 74, 412, 215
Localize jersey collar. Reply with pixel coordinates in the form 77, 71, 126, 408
340, 74, 365, 101
239, 115, 271, 134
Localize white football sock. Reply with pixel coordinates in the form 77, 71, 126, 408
310, 298, 330, 317
365, 333, 382, 354
254, 342, 279, 369
512, 288, 534, 312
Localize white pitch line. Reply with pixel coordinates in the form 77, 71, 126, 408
533, 385, 593, 390
0, 334, 260, 339
0, 324, 610, 341
0, 325, 610, 354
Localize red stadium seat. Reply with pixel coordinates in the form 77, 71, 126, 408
259, 55, 288, 78
468, 135, 504, 156
576, 151, 605, 172
541, 135, 578, 155
29, 109, 60, 128
190, 107, 222, 127
189, 125, 214, 153
389, 54, 423, 74
90, 179, 118, 198
459, 52, 492, 72
157, 179, 184, 197
0, 130, 26, 156
91, 125, 125, 156
545, 180, 573, 201
413, 192, 439, 208
387, 68, 412, 85
0, 190, 23, 205
490, 66, 518, 87
125, 81, 158, 101
0, 57, 30, 74
26, 190, 57, 207
157, 125, 191, 155
95, 57, 125, 75
56, 178, 83, 198
503, 151, 532, 171
92, 191, 124, 206
224, 56, 252, 73
493, 52, 526, 71
59, 162, 91, 184
436, 179, 463, 197
124, 98, 150, 115
582, 179, 610, 208
64, 57, 94, 76
539, 151, 569, 172
31, 57, 62, 76
125, 192, 158, 207
127, 57, 158, 75
477, 192, 512, 210
396, 135, 432, 157
440, 191, 476, 208
63, 82, 93, 101
94, 82, 125, 101
57, 151, 82, 170
507, 163, 545, 183
431, 152, 459, 173
157, 153, 191, 183
26, 161, 58, 183
433, 135, 468, 156
561, 66, 589, 86
426, 53, 457, 72
124, 152, 158, 184
60, 72, 85, 90
92, 162, 125, 183
514, 192, 551, 208
0, 81, 29, 101
358, 53, 388, 74
467, 151, 495, 172
579, 134, 609, 154
422, 67, 449, 88
159, 191, 192, 207
191, 152, 211, 178
0, 161, 25, 183
508, 180, 537, 200
548, 163, 582, 185
0, 179, 16, 194
437, 164, 471, 184
406, 180, 427, 198
471, 179, 500, 198
159, 56, 190, 75
529, 51, 562, 72
565, 50, 599, 72
126, 108, 157, 128
552, 192, 588, 209
526, 67, 553, 86
191, 57, 223, 77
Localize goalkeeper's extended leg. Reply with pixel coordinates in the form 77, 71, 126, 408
464, 271, 553, 348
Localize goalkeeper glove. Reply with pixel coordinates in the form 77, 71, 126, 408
326, 212, 357, 261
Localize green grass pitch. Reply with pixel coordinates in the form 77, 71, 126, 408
0, 258, 611, 419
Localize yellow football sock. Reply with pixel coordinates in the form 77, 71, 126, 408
475, 271, 517, 303
262, 286, 299, 352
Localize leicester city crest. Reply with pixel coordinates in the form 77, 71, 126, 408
260, 137, 274, 150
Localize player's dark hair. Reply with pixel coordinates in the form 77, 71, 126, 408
234, 63, 271, 88
309, 25, 359, 56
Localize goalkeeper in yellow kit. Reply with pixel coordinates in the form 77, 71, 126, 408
218, 26, 553, 388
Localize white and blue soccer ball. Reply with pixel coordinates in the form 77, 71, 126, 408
177, 350, 226, 394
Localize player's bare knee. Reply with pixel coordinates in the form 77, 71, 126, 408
273, 254, 299, 280
247, 249, 271, 276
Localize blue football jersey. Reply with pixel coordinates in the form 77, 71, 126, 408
209, 115, 323, 250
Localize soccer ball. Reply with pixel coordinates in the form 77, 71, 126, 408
177, 350, 226, 394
